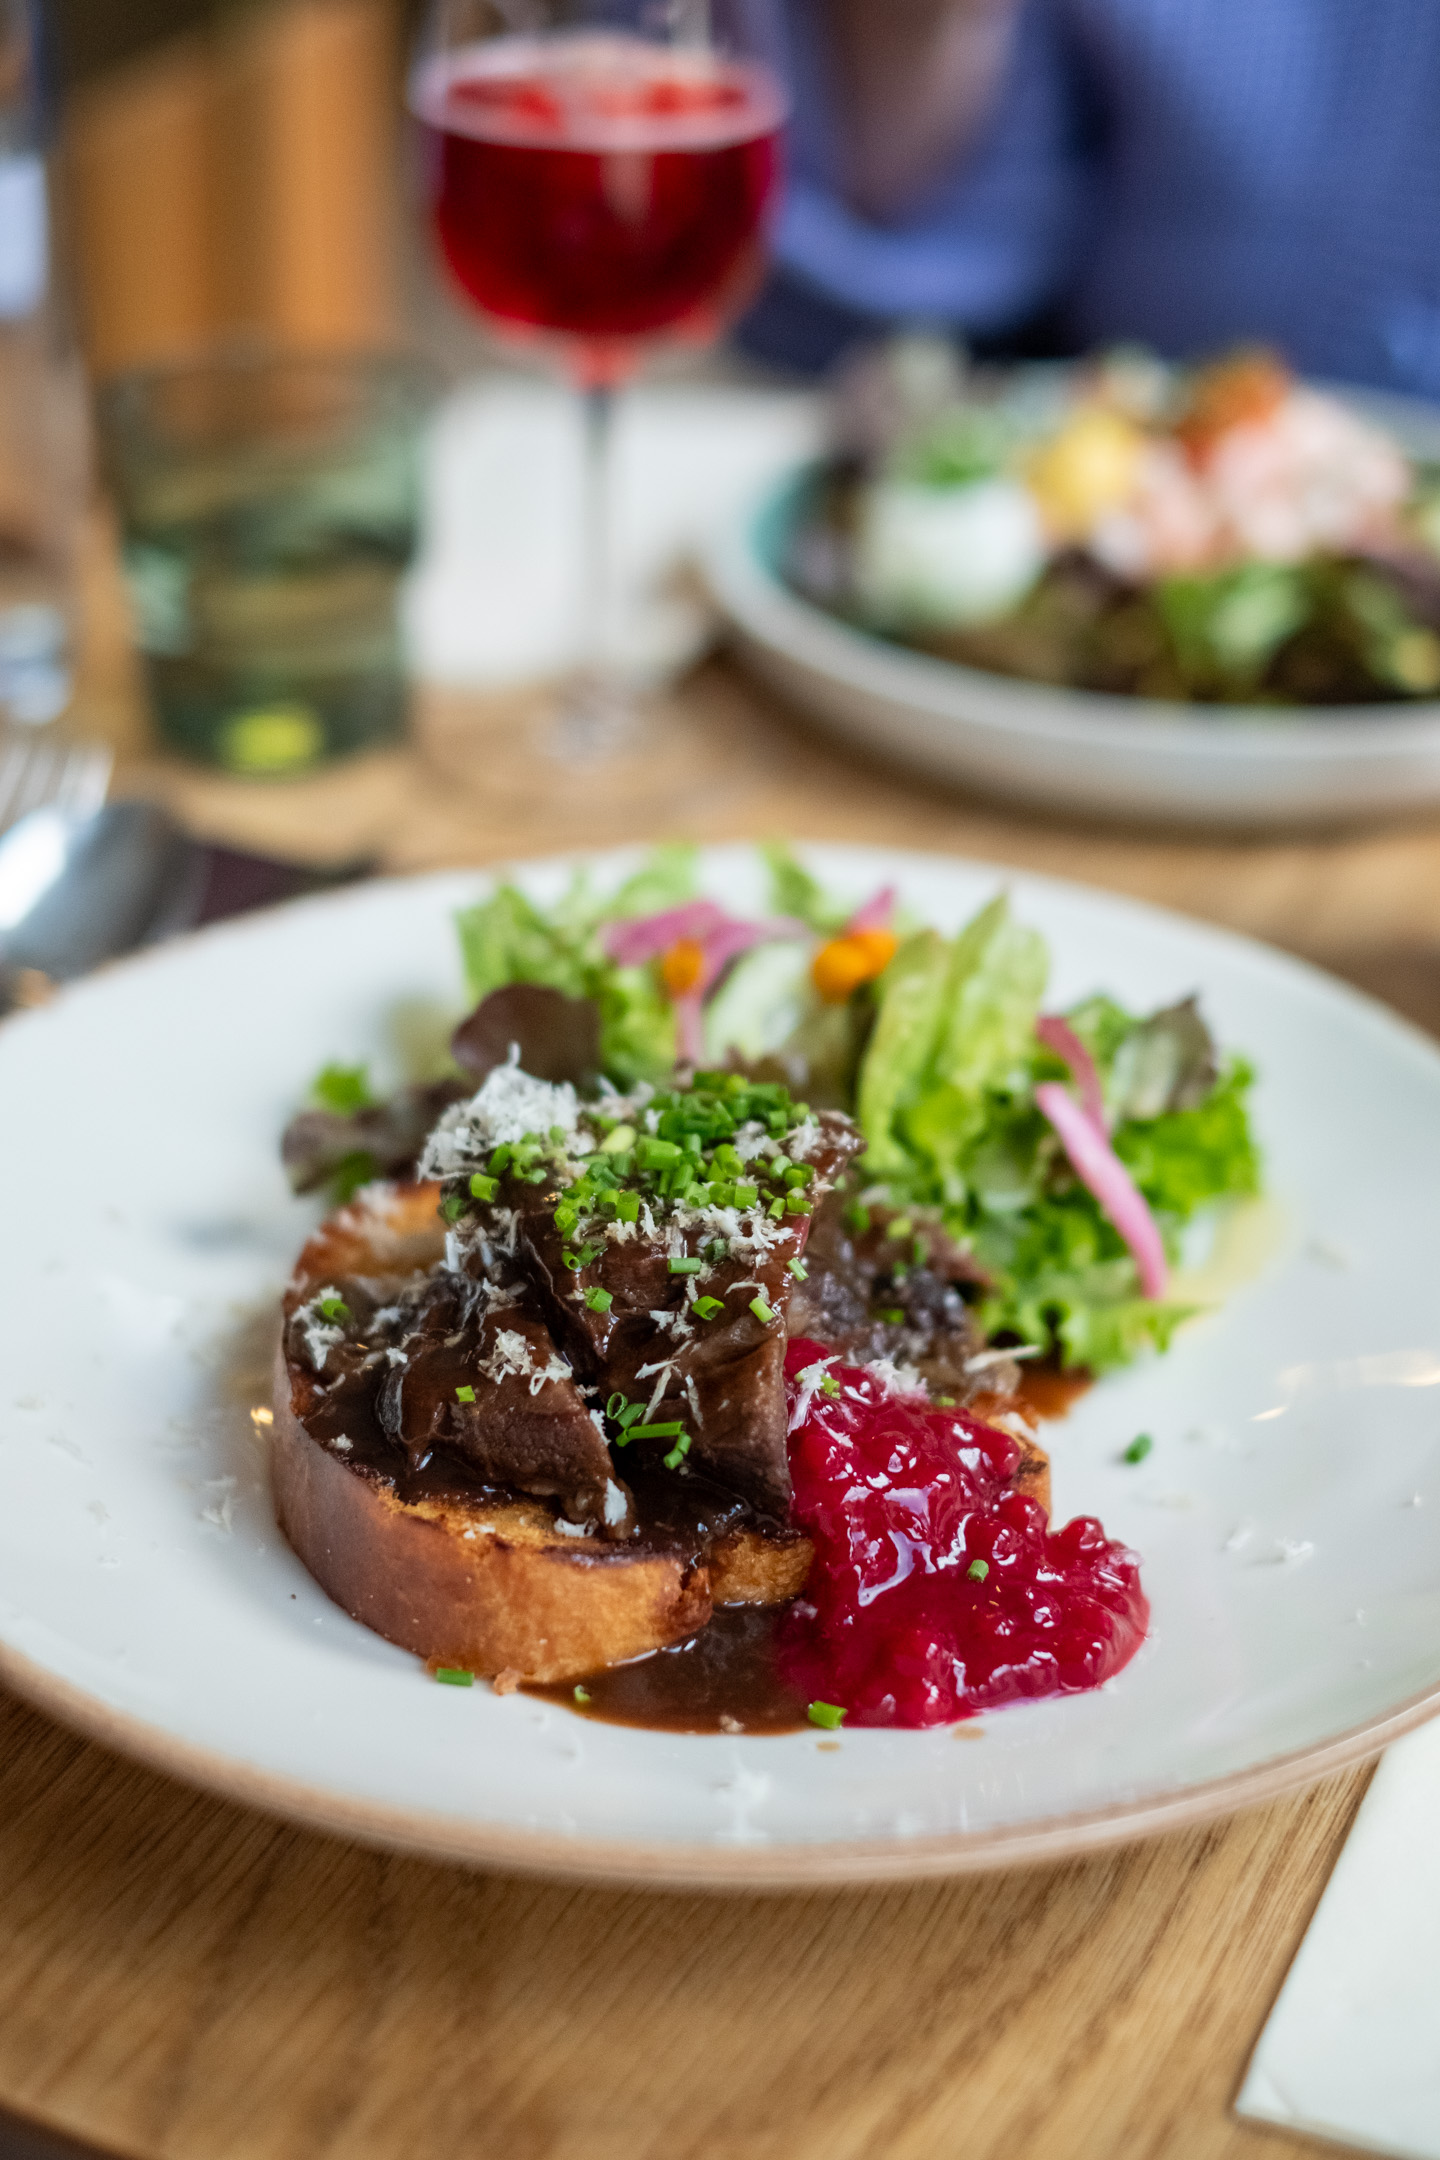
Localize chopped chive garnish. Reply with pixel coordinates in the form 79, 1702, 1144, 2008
435, 1666, 473, 1686
625, 1421, 686, 1441
749, 1296, 775, 1325
662, 1435, 692, 1469
618, 1403, 645, 1427
573, 1684, 591, 1704
584, 1286, 614, 1313
636, 1136, 681, 1169
788, 1258, 808, 1281
1123, 1433, 1153, 1464
819, 1373, 841, 1399
785, 1193, 812, 1215
616, 1192, 641, 1224
768, 1197, 785, 1219
440, 1192, 468, 1223
966, 1558, 989, 1582
605, 1392, 626, 1419
693, 1295, 724, 1320
807, 1701, 846, 1730
668, 1255, 703, 1274
469, 1173, 498, 1202
601, 1124, 636, 1154
733, 1182, 759, 1207
879, 1307, 906, 1326
317, 1295, 350, 1322
455, 1385, 476, 1403
489, 1144, 512, 1174
548, 1124, 567, 1144
704, 1239, 729, 1262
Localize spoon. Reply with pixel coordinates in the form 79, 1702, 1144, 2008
0, 799, 199, 1009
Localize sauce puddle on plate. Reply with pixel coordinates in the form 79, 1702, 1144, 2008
529, 1605, 809, 1733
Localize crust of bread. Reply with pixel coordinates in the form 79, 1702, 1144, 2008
708, 1528, 815, 1607
274, 1183, 1050, 1684
272, 1348, 716, 1683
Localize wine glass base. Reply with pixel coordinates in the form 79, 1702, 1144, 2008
547, 667, 642, 764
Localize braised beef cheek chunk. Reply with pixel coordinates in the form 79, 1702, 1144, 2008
374, 1271, 630, 1530
286, 1266, 633, 1532
790, 1192, 1019, 1402
420, 1067, 864, 1523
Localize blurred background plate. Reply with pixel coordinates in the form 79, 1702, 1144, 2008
707, 388, 1440, 832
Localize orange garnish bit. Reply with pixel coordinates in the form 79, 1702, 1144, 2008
661, 936, 706, 997
1176, 348, 1291, 464
812, 928, 899, 1004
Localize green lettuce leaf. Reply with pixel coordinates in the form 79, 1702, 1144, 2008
846, 889, 1260, 1368
605, 842, 700, 921
454, 863, 680, 1085
456, 881, 594, 1004
854, 929, 953, 1177
761, 840, 850, 933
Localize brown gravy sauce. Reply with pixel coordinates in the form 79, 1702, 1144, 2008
1014, 1362, 1093, 1422
525, 1362, 1092, 1734
529, 1606, 809, 1734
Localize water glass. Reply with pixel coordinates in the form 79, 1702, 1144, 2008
99, 349, 437, 774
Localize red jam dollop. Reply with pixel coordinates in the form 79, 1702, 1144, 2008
777, 1339, 1148, 1728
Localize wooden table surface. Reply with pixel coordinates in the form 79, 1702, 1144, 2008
9, 562, 1440, 2160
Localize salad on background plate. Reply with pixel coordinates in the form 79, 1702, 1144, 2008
786, 341, 1440, 708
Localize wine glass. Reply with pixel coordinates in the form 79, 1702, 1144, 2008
409, 0, 789, 746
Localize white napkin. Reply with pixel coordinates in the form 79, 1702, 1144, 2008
402, 373, 822, 688
1236, 1718, 1440, 2158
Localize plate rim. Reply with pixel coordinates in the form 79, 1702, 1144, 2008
0, 1632, 1426, 1888
5, 842, 1440, 1887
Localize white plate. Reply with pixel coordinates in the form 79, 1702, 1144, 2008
705, 389, 1440, 831
3, 844, 1440, 1887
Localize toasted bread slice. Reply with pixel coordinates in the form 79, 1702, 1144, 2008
273, 1183, 816, 1684
273, 1183, 1050, 1685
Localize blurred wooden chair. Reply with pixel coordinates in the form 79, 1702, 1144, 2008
63, 0, 404, 380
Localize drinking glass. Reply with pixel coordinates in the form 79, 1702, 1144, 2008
100, 350, 436, 773
409, 0, 788, 742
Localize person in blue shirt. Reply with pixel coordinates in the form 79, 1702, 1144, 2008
741, 0, 1440, 398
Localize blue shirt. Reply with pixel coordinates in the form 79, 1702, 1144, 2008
754, 0, 1440, 395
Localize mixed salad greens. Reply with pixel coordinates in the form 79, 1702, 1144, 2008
306, 846, 1257, 1375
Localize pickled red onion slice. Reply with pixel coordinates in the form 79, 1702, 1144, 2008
844, 883, 897, 934
1035, 1079, 1169, 1300
1036, 1013, 1106, 1131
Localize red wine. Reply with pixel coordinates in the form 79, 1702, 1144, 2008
413, 35, 785, 383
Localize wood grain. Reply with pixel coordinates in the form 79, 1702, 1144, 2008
0, 1688, 1368, 2160
12, 527, 1438, 2155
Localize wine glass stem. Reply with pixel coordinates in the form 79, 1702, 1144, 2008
577, 378, 618, 713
